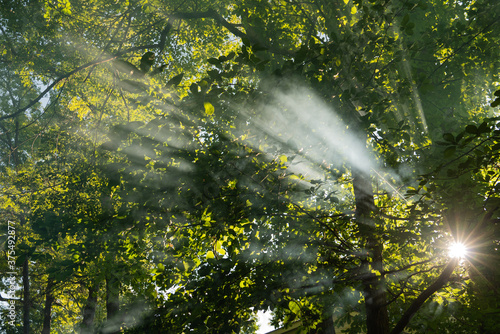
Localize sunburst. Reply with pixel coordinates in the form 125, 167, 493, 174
448, 242, 468, 258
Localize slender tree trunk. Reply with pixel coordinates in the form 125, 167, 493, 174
317, 315, 336, 334
352, 168, 389, 334
19, 212, 31, 334
106, 275, 120, 318
106, 274, 121, 334
22, 257, 30, 334
14, 113, 30, 334
80, 281, 99, 334
41, 276, 55, 334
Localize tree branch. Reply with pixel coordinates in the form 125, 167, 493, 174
170, 10, 294, 56
390, 258, 458, 334
0, 25, 18, 56
382, 259, 433, 277
2, 8, 295, 122
0, 44, 167, 122
170, 9, 250, 40
384, 264, 445, 307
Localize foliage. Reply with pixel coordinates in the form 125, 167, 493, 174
0, 0, 499, 334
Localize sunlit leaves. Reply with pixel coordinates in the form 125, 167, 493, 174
204, 101, 215, 115
1, 0, 499, 333
215, 240, 226, 255
206, 250, 215, 259
43, 0, 73, 19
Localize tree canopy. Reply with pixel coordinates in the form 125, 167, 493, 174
1, 0, 499, 333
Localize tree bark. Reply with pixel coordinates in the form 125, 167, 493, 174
19, 213, 30, 334
22, 256, 30, 334
14, 117, 19, 168
105, 274, 121, 334
317, 315, 336, 334
14, 111, 30, 334
41, 276, 55, 334
352, 168, 390, 334
80, 282, 99, 334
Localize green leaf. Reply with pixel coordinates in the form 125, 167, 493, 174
206, 251, 215, 259
444, 146, 456, 157
402, 14, 410, 26
442, 133, 455, 142
477, 121, 489, 134
166, 73, 184, 86
418, 1, 428, 9
215, 241, 226, 255
204, 102, 215, 115
289, 300, 300, 314
190, 83, 199, 94
207, 70, 222, 81
207, 58, 220, 65
465, 124, 478, 134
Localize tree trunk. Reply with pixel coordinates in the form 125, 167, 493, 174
105, 274, 121, 334
352, 168, 389, 334
41, 276, 55, 334
19, 213, 30, 334
317, 315, 336, 334
14, 112, 30, 334
80, 282, 99, 334
22, 257, 30, 334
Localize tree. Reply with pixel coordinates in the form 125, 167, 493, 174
1, 0, 499, 333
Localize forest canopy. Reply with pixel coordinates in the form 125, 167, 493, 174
0, 0, 499, 333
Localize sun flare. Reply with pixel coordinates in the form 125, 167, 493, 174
448, 242, 468, 258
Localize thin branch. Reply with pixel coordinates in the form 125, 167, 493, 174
0, 44, 164, 122
390, 258, 458, 334
378, 212, 411, 221
170, 10, 294, 56
290, 202, 354, 250
441, 137, 492, 169
420, 19, 498, 88
0, 25, 18, 56
382, 259, 433, 276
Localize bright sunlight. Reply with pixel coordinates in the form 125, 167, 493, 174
448, 242, 468, 258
